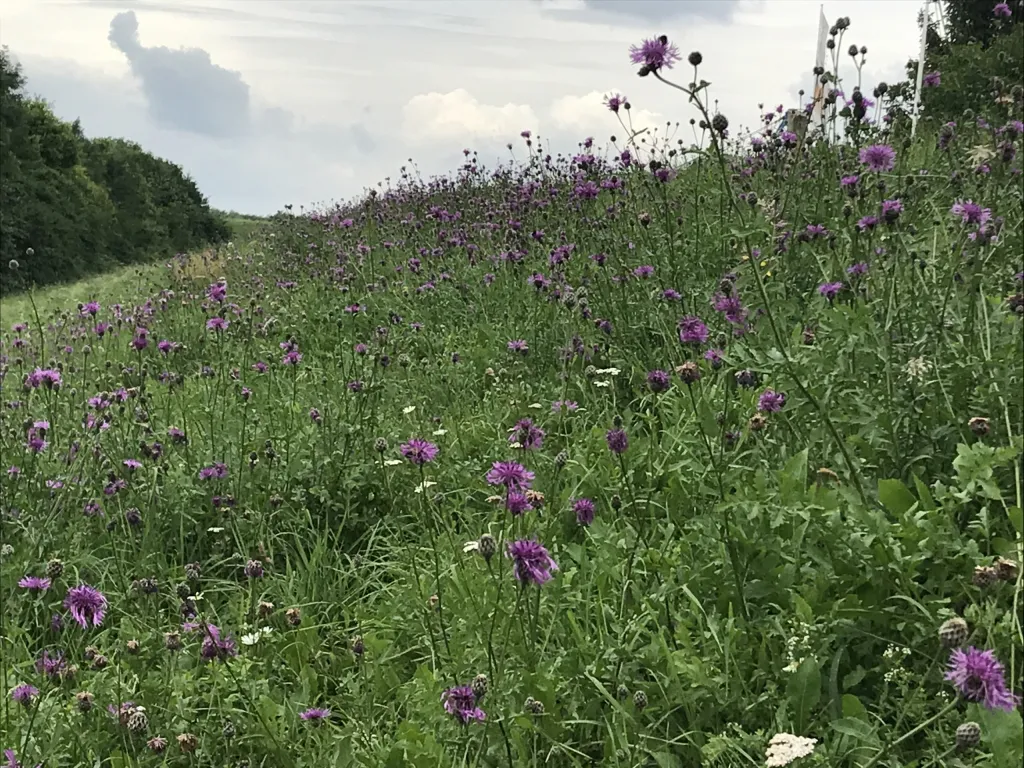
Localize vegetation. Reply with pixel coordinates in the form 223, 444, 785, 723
0, 48, 230, 295
1, 5, 1022, 768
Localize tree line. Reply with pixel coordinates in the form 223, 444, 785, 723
0, 48, 230, 294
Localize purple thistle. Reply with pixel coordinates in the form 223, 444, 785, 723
507, 339, 529, 355
64, 584, 107, 628
704, 348, 724, 369
847, 261, 870, 276
10, 684, 38, 707
818, 281, 844, 301
857, 215, 879, 232
35, 650, 66, 679
678, 315, 709, 345
994, 2, 1012, 18
506, 538, 558, 586
486, 461, 534, 490
18, 576, 51, 592
505, 491, 534, 516
442, 685, 486, 724
606, 428, 629, 455
199, 623, 237, 662
508, 418, 545, 451
647, 369, 671, 393
629, 36, 682, 72
951, 200, 992, 226
858, 144, 896, 172
400, 438, 439, 466
206, 317, 229, 332
299, 707, 332, 723
757, 389, 787, 413
573, 498, 595, 526
923, 70, 941, 87
604, 93, 627, 113
945, 647, 1021, 712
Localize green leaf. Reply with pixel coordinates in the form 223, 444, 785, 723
786, 657, 822, 734
830, 717, 877, 740
841, 694, 868, 719
878, 479, 918, 516
976, 705, 1024, 768
1008, 506, 1023, 535
912, 473, 936, 510
793, 594, 814, 625
780, 448, 809, 502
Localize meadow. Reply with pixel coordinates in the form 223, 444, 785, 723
1, 20, 1022, 768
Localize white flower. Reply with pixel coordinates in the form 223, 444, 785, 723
594, 367, 621, 376
528, 403, 542, 409
463, 541, 480, 553
240, 626, 275, 646
432, 429, 448, 436
782, 660, 801, 674
402, 405, 416, 415
765, 733, 818, 767
594, 380, 611, 388
414, 480, 437, 494
207, 527, 225, 533
384, 459, 402, 466
904, 356, 932, 380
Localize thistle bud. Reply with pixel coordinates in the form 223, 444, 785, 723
938, 617, 968, 648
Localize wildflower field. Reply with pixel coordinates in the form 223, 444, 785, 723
2, 18, 1023, 768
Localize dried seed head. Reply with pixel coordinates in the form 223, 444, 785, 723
995, 557, 1019, 582
972, 565, 998, 588
351, 635, 365, 656
524, 696, 544, 715
147, 736, 168, 754
75, 690, 95, 712
968, 416, 990, 436
184, 562, 201, 581
177, 733, 199, 753
125, 639, 141, 655
374, 437, 389, 453
128, 709, 149, 734
633, 690, 648, 712
164, 632, 182, 652
676, 362, 701, 384
258, 600, 275, 618
286, 607, 302, 626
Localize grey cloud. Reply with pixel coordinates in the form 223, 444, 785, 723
539, 0, 745, 23
350, 123, 377, 154
108, 10, 252, 138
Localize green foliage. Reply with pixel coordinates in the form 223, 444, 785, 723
0, 47, 229, 295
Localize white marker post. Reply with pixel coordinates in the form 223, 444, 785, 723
911, 0, 930, 138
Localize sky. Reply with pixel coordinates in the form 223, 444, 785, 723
1, 0, 924, 215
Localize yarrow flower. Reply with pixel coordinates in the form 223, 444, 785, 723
765, 733, 818, 767
442, 685, 486, 723
64, 584, 107, 628
945, 647, 1021, 712
858, 143, 896, 172
629, 36, 682, 72
507, 538, 558, 585
400, 438, 439, 465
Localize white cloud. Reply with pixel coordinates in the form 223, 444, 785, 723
549, 89, 668, 140
401, 88, 539, 146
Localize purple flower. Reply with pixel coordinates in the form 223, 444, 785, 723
10, 684, 38, 707
199, 623, 237, 661
198, 462, 228, 481
299, 707, 331, 723
442, 685, 486, 723
629, 36, 682, 72
857, 215, 879, 232
858, 144, 896, 172
18, 576, 51, 592
35, 650, 66, 679
923, 70, 941, 87
881, 199, 903, 223
994, 2, 1012, 18
486, 461, 534, 490
400, 438, 439, 466
507, 538, 558, 586
507, 339, 529, 355
206, 317, 229, 332
661, 288, 682, 301
712, 293, 748, 326
945, 647, 1021, 712
818, 281, 844, 301
757, 389, 787, 413
951, 200, 992, 226
573, 497, 595, 526
64, 584, 107, 628
552, 400, 578, 413
123, 458, 142, 471
847, 261, 870, 276
647, 369, 671, 393
678, 315, 709, 345
604, 93, 627, 113
606, 428, 629, 454
633, 264, 655, 279
505, 491, 534, 516
508, 418, 545, 451
703, 348, 724, 369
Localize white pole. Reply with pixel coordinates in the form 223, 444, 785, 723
911, 0, 929, 138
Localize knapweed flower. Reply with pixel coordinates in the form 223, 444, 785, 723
199, 624, 238, 662
629, 36, 681, 72
847, 261, 870, 276
505, 491, 534, 516
678, 315, 709, 345
573, 498, 595, 526
818, 281, 844, 301
923, 70, 941, 87
881, 198, 903, 223
951, 200, 992, 226
400, 438, 439, 465
507, 339, 529, 355
299, 707, 331, 724
18, 576, 51, 592
486, 461, 534, 490
442, 685, 486, 723
10, 684, 38, 707
507, 539, 558, 586
198, 462, 228, 480
604, 93, 627, 112
551, 399, 578, 413
646, 369, 671, 393
606, 428, 629, 454
757, 389, 787, 413
857, 215, 879, 232
858, 143, 896, 172
945, 647, 1021, 712
508, 419, 545, 451
206, 317, 229, 332
994, 2, 1012, 18
64, 584, 107, 628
